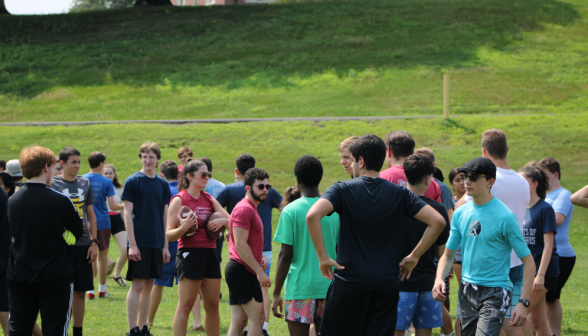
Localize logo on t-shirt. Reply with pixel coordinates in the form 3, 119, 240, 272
194, 207, 212, 222
397, 179, 408, 187
60, 188, 85, 219
468, 220, 481, 237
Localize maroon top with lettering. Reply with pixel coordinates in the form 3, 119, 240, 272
172, 190, 216, 249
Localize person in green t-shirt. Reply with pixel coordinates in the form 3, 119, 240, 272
272, 155, 340, 336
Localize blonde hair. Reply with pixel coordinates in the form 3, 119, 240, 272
338, 136, 359, 152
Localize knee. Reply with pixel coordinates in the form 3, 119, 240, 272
131, 282, 145, 292
203, 299, 220, 314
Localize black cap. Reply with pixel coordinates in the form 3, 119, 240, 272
460, 157, 496, 179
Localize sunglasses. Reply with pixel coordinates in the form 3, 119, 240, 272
193, 172, 212, 179
254, 184, 272, 191
460, 173, 487, 182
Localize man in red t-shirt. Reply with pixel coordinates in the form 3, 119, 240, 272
380, 130, 442, 201
226, 168, 271, 336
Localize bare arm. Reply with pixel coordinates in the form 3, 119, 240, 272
206, 197, 231, 232
272, 244, 293, 318
234, 226, 271, 287
163, 204, 169, 251
166, 197, 197, 242
107, 195, 123, 211
399, 204, 446, 280
454, 194, 468, 209
533, 232, 554, 294
510, 254, 535, 327
570, 184, 588, 208
306, 198, 343, 280
554, 213, 566, 226
85, 204, 98, 262
432, 247, 456, 301
124, 200, 137, 246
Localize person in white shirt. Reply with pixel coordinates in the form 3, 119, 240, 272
455, 129, 531, 336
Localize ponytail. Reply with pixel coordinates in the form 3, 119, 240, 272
178, 159, 206, 191
519, 165, 548, 199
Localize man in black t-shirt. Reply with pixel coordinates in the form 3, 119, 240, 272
395, 154, 451, 336
306, 135, 446, 336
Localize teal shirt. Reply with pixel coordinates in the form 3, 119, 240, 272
273, 197, 340, 300
446, 197, 530, 290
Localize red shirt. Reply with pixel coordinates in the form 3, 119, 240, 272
380, 166, 442, 202
172, 190, 216, 249
228, 198, 264, 274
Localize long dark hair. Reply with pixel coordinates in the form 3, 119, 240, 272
179, 159, 207, 192
0, 172, 15, 197
519, 165, 548, 200
279, 185, 301, 211
104, 164, 122, 188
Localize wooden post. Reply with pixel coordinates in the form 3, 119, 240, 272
443, 74, 449, 119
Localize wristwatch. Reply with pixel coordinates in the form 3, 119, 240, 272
519, 299, 530, 308
90, 238, 99, 245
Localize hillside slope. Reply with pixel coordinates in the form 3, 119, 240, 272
0, 0, 586, 121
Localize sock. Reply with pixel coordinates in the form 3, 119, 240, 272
87, 290, 94, 295
73, 326, 83, 336
99, 284, 107, 292
243, 326, 248, 332
441, 333, 455, 336
263, 322, 268, 331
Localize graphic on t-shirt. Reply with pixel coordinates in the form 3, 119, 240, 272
397, 179, 408, 187
523, 228, 537, 245
469, 220, 481, 237
60, 188, 85, 219
194, 207, 212, 222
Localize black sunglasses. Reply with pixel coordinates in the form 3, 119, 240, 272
460, 173, 487, 182
254, 184, 272, 191
193, 172, 212, 179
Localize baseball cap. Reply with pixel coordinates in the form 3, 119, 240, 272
460, 157, 496, 179
6, 160, 23, 178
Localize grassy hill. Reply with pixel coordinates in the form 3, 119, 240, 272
1, 0, 587, 122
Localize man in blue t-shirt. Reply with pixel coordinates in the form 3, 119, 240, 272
217, 153, 282, 336
307, 135, 446, 336
147, 160, 180, 328
122, 142, 171, 336
434, 157, 535, 336
83, 151, 123, 299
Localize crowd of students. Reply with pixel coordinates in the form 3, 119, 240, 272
0, 127, 585, 336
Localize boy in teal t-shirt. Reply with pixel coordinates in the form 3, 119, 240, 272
433, 158, 535, 336
272, 155, 340, 333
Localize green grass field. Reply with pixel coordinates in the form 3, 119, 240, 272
1, 0, 588, 122
0, 115, 587, 335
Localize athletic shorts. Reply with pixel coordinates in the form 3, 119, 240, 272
546, 256, 575, 303
97, 229, 111, 251
126, 247, 163, 282
459, 283, 511, 336
69, 245, 94, 292
225, 260, 263, 305
396, 291, 443, 330
0, 257, 8, 312
154, 244, 178, 288
285, 299, 326, 324
176, 247, 221, 281
543, 277, 558, 297
262, 251, 272, 277
505, 265, 523, 319
110, 213, 126, 236
319, 278, 399, 336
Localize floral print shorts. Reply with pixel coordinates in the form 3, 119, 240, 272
284, 299, 326, 324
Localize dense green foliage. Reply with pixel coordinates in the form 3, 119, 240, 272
1, 0, 587, 121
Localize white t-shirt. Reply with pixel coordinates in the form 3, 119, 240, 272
205, 178, 225, 199
466, 167, 530, 268
107, 187, 124, 214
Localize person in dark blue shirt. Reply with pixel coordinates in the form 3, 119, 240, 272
216, 153, 282, 336
519, 165, 559, 336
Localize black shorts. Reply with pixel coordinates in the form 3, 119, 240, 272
176, 248, 221, 281
69, 245, 94, 292
319, 278, 400, 336
126, 247, 163, 282
0, 257, 8, 312
543, 277, 558, 297
546, 256, 575, 303
225, 260, 262, 305
110, 213, 126, 236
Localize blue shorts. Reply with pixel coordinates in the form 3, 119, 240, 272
154, 243, 178, 288
262, 251, 272, 277
505, 264, 524, 319
396, 291, 443, 330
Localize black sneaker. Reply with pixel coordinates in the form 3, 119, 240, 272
126, 327, 140, 336
242, 330, 248, 336
141, 325, 153, 336
262, 330, 269, 336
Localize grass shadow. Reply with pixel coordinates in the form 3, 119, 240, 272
0, 0, 580, 97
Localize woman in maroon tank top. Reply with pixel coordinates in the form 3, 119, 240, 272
166, 160, 230, 336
